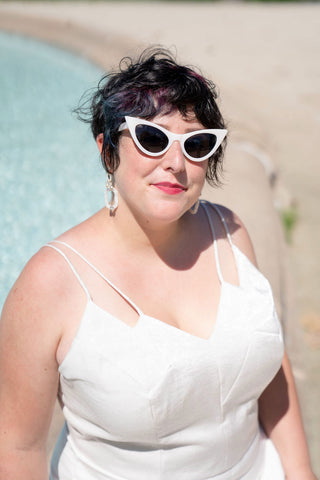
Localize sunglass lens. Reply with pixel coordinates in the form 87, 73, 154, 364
136, 125, 168, 154
185, 133, 217, 159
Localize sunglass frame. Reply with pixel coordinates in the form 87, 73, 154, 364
118, 116, 227, 162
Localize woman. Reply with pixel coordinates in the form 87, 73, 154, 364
0, 48, 316, 480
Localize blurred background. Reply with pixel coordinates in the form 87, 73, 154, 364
0, 0, 319, 475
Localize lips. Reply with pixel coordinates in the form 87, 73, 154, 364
152, 182, 187, 195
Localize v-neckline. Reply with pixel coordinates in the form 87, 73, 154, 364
57, 246, 245, 371
82, 241, 244, 343
86, 280, 241, 344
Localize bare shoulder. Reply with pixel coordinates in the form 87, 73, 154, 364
4, 245, 68, 310
206, 202, 258, 267
3, 209, 103, 326
0, 244, 78, 350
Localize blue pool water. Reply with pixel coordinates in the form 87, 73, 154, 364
0, 31, 104, 307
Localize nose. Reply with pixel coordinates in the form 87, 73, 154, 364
162, 140, 186, 172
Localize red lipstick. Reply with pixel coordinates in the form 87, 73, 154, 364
153, 182, 187, 195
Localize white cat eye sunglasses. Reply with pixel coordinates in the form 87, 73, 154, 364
118, 116, 227, 162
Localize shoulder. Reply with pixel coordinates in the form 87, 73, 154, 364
203, 201, 258, 267
8, 245, 73, 305
1, 245, 79, 345
11, 209, 105, 311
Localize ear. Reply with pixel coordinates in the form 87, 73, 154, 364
96, 133, 112, 171
96, 133, 104, 154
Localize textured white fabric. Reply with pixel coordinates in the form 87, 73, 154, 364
49, 202, 285, 479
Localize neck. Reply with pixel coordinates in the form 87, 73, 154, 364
106, 204, 186, 253
96, 199, 209, 272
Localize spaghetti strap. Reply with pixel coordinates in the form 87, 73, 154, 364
50, 240, 143, 317
44, 244, 91, 301
210, 204, 234, 249
201, 201, 224, 284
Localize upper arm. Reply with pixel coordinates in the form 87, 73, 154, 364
0, 249, 65, 452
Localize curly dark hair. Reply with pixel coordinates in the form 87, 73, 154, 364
75, 47, 227, 185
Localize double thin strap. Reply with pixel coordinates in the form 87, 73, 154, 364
201, 200, 236, 284
45, 203, 235, 310
45, 240, 143, 317
44, 244, 91, 301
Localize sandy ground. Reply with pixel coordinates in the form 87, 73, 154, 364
0, 1, 319, 474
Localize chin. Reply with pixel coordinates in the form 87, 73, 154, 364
144, 200, 191, 224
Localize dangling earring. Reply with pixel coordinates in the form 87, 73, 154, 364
104, 173, 118, 213
189, 199, 200, 215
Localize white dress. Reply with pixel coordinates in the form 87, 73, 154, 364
47, 202, 285, 480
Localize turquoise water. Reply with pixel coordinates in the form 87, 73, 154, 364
0, 31, 104, 307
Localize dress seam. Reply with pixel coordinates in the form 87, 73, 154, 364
148, 396, 163, 480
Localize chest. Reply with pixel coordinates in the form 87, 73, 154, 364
77, 243, 237, 340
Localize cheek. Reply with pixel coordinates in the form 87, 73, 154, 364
188, 161, 208, 185
118, 137, 147, 169
114, 141, 152, 192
